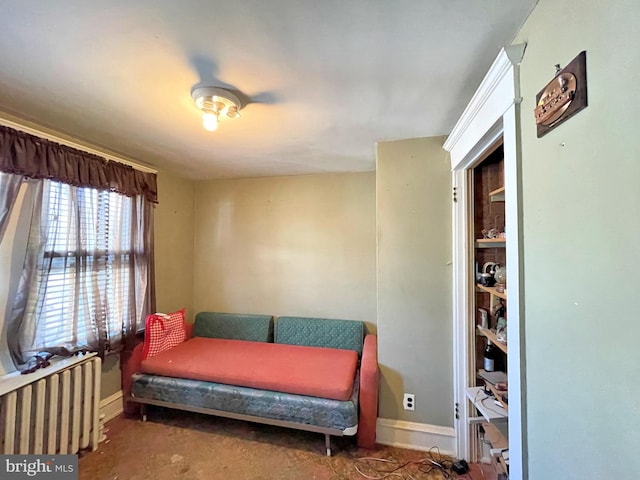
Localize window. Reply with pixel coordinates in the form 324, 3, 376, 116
1, 127, 156, 367
30, 181, 137, 352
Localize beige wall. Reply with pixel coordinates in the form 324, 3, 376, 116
99, 354, 121, 399
154, 170, 196, 320
515, 1, 640, 478
193, 173, 376, 327
376, 136, 453, 426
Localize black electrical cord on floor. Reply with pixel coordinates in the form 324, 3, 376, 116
355, 447, 456, 479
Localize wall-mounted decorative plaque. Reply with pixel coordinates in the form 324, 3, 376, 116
534, 51, 587, 138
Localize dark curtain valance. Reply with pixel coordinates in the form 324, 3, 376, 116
0, 125, 157, 203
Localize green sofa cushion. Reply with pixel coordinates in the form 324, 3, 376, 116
193, 312, 274, 342
275, 316, 364, 355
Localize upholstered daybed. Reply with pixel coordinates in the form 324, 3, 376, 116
122, 313, 378, 455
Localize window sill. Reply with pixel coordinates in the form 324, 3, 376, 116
0, 352, 98, 397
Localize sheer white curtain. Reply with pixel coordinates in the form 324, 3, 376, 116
0, 171, 26, 374
0, 171, 23, 243
7, 180, 154, 368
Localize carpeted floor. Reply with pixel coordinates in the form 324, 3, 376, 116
78, 407, 492, 480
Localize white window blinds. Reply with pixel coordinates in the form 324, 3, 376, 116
32, 181, 134, 350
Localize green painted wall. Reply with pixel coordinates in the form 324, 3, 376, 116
376, 136, 453, 426
515, 1, 640, 478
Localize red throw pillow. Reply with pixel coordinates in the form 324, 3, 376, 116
142, 309, 187, 359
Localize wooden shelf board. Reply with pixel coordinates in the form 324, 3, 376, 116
485, 382, 509, 412
476, 284, 507, 299
497, 455, 509, 474
482, 422, 508, 450
489, 186, 505, 202
465, 387, 508, 423
478, 369, 507, 384
475, 238, 506, 248
483, 421, 510, 476
477, 327, 508, 354
492, 454, 509, 476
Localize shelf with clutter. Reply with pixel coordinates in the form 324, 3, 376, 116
465, 386, 508, 423
477, 327, 507, 354
469, 139, 510, 477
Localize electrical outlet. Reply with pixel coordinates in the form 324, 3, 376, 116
403, 393, 415, 411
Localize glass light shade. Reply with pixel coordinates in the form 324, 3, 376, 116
202, 112, 218, 131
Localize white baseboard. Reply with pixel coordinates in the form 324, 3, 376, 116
376, 418, 456, 456
99, 390, 123, 423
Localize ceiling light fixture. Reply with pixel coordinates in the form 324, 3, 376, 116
191, 86, 241, 131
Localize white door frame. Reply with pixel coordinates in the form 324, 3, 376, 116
444, 44, 527, 480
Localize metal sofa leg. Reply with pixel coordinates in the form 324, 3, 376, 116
141, 404, 147, 422
325, 434, 331, 456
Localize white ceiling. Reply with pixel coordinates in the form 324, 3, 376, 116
0, 1, 537, 179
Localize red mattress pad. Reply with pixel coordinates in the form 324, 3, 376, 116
140, 337, 359, 401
